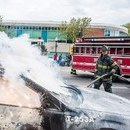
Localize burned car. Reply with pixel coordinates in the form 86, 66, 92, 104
0, 75, 130, 130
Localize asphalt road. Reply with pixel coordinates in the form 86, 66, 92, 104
59, 66, 130, 100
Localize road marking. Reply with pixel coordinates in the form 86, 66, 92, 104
113, 87, 129, 89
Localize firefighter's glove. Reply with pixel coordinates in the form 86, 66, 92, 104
107, 71, 114, 76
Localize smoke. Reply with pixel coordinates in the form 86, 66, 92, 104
0, 32, 64, 107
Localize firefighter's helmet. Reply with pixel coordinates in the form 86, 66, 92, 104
101, 45, 110, 52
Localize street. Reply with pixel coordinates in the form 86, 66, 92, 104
59, 66, 130, 100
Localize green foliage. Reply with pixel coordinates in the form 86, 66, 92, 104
59, 17, 91, 42
123, 23, 130, 36
0, 15, 5, 31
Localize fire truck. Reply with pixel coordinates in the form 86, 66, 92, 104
71, 36, 130, 76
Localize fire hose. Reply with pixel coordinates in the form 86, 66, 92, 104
86, 73, 108, 88
86, 73, 130, 88
114, 74, 130, 83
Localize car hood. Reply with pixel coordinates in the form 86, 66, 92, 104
78, 88, 130, 117
21, 76, 130, 117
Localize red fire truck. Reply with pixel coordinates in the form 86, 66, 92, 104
71, 36, 130, 76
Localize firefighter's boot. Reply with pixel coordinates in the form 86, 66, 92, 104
70, 69, 77, 75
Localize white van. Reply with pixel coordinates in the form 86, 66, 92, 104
29, 38, 44, 46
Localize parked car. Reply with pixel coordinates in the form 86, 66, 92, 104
0, 75, 130, 130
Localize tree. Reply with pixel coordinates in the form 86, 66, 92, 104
59, 17, 91, 43
0, 15, 5, 31
124, 23, 130, 36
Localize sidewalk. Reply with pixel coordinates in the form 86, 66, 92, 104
59, 66, 71, 72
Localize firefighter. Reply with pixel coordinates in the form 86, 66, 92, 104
41, 44, 45, 55
94, 45, 118, 93
70, 44, 77, 75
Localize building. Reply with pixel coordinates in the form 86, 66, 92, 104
2, 20, 66, 43
1, 20, 128, 43
86, 23, 128, 37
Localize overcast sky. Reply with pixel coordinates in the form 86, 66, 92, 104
1, 0, 130, 25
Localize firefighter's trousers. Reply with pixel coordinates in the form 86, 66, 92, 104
94, 78, 112, 93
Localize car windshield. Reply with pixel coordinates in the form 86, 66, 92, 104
51, 85, 83, 108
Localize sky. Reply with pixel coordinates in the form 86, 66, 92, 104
0, 0, 130, 25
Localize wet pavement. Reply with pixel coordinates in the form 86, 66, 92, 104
59, 66, 130, 100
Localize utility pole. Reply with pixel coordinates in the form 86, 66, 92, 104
55, 37, 58, 53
